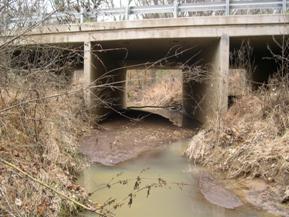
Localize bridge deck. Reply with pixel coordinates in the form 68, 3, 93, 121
5, 15, 289, 45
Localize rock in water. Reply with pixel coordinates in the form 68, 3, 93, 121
199, 172, 243, 209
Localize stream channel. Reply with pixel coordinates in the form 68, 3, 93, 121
78, 139, 275, 217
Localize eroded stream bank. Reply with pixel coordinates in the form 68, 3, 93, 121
78, 113, 276, 217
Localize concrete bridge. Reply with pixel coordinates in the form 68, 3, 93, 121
3, 14, 289, 126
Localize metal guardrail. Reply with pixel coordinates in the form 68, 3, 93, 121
2, 0, 289, 28
96, 0, 289, 18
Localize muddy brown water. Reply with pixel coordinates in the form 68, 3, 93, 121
78, 113, 276, 217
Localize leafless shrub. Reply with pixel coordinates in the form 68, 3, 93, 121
230, 41, 256, 79
260, 36, 289, 136
0, 38, 92, 216
267, 36, 289, 77
183, 64, 208, 83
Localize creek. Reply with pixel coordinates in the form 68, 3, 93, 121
78, 140, 275, 217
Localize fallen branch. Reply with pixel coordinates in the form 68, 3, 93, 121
127, 105, 181, 110
0, 157, 104, 216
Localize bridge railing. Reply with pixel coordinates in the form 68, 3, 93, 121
2, 0, 289, 30
97, 0, 289, 19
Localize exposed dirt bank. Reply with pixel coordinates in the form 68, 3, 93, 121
79, 111, 194, 166
227, 178, 289, 217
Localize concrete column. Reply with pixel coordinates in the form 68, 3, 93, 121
83, 41, 127, 120
83, 41, 98, 114
214, 35, 230, 123
83, 41, 92, 106
183, 35, 229, 127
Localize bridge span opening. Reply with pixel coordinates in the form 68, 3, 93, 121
84, 37, 229, 127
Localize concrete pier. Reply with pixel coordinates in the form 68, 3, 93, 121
84, 41, 126, 119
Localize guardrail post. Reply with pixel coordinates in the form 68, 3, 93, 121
282, 0, 287, 13
125, 3, 130, 20
173, 0, 179, 18
80, 7, 84, 23
225, 0, 230, 15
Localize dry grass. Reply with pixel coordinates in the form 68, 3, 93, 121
186, 75, 289, 188
137, 78, 182, 107
126, 69, 182, 108
187, 37, 289, 195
